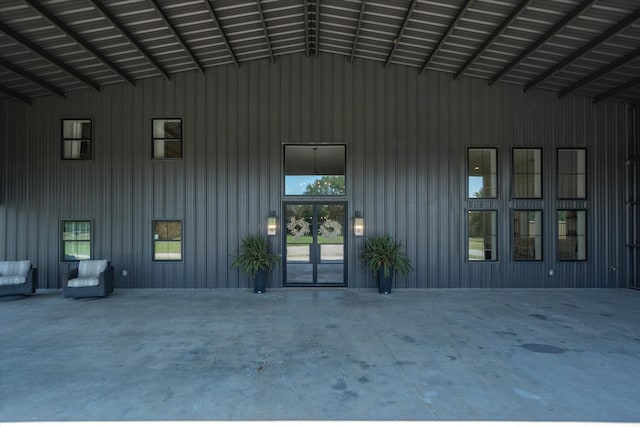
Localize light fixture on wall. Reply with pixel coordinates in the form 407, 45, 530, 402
267, 211, 278, 236
354, 211, 364, 236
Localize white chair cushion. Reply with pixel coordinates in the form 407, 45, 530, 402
0, 260, 31, 278
67, 277, 100, 288
78, 260, 108, 278
0, 276, 27, 286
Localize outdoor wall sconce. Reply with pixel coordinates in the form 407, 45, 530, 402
267, 211, 278, 236
354, 211, 364, 236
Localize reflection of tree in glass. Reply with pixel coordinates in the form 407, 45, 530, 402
304, 176, 345, 195
155, 222, 181, 240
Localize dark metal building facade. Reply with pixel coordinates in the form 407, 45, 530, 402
0, 53, 633, 289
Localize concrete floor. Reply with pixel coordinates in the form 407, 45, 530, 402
1, 287, 640, 422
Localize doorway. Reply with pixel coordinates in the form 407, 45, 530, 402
283, 203, 347, 286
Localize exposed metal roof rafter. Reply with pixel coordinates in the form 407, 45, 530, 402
526, 7, 640, 93
455, 0, 531, 80
146, 0, 205, 73
256, 0, 274, 63
594, 76, 640, 104
202, 0, 239, 69
421, 0, 473, 74
87, 0, 171, 81
489, 0, 596, 87
386, 0, 419, 68
315, 0, 320, 57
0, 57, 66, 98
350, 0, 367, 62
0, 20, 100, 92
0, 83, 31, 105
23, 0, 136, 87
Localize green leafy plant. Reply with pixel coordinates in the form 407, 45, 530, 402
231, 234, 281, 278
360, 234, 413, 279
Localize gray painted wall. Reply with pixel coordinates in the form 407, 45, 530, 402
0, 53, 631, 290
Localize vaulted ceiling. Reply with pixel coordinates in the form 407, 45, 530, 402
1, 0, 639, 107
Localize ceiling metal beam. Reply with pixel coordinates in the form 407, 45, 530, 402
202, 0, 239, 68
0, 20, 100, 92
559, 45, 640, 99
23, 0, 136, 87
385, 0, 418, 68
0, 83, 31, 105
304, 0, 310, 56
526, 8, 640, 93
87, 0, 171, 81
0, 57, 66, 98
455, 0, 531, 80
146, 0, 205, 73
256, 0, 274, 63
489, 0, 596, 86
421, 0, 473, 74
315, 0, 320, 56
593, 76, 640, 104
350, 0, 367, 62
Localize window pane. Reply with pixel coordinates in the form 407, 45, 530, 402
62, 120, 92, 160
558, 210, 587, 260
557, 149, 586, 198
468, 148, 497, 198
62, 221, 91, 261
513, 211, 542, 261
285, 146, 345, 196
153, 119, 181, 138
468, 211, 497, 261
153, 119, 182, 159
153, 221, 182, 261
513, 148, 541, 198
63, 119, 91, 139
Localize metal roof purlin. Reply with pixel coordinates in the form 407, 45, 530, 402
526, 8, 640, 93
488, 0, 596, 87
0, 57, 66, 98
594, 76, 640, 104
350, 0, 366, 63
454, 0, 531, 80
146, 0, 205, 74
421, 0, 473, 74
256, 0, 274, 63
22, 0, 136, 87
315, 0, 320, 57
304, 0, 310, 56
0, 83, 31, 105
0, 21, 101, 93
202, 0, 240, 69
87, 0, 171, 81
385, 0, 419, 68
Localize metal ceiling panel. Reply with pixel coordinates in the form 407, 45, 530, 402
1, 0, 639, 104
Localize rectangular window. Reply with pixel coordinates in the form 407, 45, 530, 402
153, 220, 182, 261
284, 145, 345, 196
513, 210, 543, 261
62, 119, 92, 160
513, 148, 542, 198
468, 148, 497, 198
557, 148, 586, 199
558, 210, 587, 261
152, 119, 182, 159
62, 220, 92, 261
468, 211, 497, 261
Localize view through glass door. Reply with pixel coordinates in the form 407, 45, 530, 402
284, 203, 346, 286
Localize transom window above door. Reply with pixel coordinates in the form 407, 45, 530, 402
284, 145, 346, 196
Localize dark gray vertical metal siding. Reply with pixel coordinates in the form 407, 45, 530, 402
0, 52, 631, 290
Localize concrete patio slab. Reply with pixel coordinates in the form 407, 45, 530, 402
1, 288, 639, 422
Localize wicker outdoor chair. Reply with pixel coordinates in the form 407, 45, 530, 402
63, 260, 114, 298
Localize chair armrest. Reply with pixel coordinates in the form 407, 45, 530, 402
26, 267, 37, 293
98, 265, 115, 293
65, 268, 79, 284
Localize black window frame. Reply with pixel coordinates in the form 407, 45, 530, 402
283, 144, 347, 197
61, 219, 93, 262
467, 147, 498, 199
152, 220, 183, 262
512, 210, 543, 261
152, 118, 183, 160
512, 148, 542, 199
557, 148, 587, 200
61, 118, 92, 160
467, 210, 498, 262
557, 209, 588, 261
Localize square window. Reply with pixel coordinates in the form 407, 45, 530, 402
513, 148, 542, 198
468, 148, 497, 198
284, 145, 345, 196
468, 211, 497, 261
557, 148, 586, 199
62, 220, 92, 261
153, 119, 182, 159
153, 220, 182, 261
558, 210, 587, 261
62, 119, 92, 160
513, 210, 543, 261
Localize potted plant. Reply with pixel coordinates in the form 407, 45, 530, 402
360, 234, 413, 294
231, 234, 281, 293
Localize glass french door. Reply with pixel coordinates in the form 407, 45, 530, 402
283, 203, 347, 286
